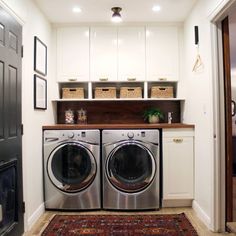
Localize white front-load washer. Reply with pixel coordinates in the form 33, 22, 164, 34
102, 129, 160, 210
43, 129, 100, 210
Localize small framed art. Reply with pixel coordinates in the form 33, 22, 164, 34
34, 36, 47, 76
34, 74, 47, 110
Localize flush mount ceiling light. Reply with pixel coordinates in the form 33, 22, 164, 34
72, 6, 82, 13
111, 7, 122, 23
152, 5, 161, 12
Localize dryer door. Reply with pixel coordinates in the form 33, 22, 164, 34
47, 142, 96, 193
106, 141, 156, 193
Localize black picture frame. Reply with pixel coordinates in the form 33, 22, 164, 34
34, 36, 47, 76
34, 74, 47, 110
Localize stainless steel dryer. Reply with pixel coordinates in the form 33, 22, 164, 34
102, 129, 160, 210
43, 129, 100, 210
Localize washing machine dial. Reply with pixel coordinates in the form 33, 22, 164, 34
67, 132, 74, 139
127, 132, 134, 139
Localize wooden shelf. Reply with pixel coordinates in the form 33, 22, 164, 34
43, 123, 195, 130
52, 98, 185, 102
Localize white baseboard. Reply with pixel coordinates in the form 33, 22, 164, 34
162, 199, 193, 207
192, 200, 211, 229
27, 203, 45, 231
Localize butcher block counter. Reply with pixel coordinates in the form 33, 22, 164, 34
43, 123, 194, 130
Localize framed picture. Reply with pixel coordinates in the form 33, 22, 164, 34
34, 74, 47, 110
34, 36, 47, 76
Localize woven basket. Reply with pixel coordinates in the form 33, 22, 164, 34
94, 87, 116, 99
151, 86, 174, 98
120, 87, 142, 98
62, 87, 84, 99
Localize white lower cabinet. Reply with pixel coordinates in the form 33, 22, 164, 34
162, 128, 194, 206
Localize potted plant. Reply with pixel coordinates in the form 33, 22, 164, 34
143, 108, 164, 124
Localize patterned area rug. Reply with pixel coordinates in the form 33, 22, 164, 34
41, 213, 198, 236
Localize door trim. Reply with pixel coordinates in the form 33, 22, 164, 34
222, 16, 233, 222
210, 0, 236, 231
0, 1, 24, 25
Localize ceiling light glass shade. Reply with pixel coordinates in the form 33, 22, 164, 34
152, 5, 161, 12
73, 7, 81, 13
111, 14, 122, 22
111, 7, 122, 23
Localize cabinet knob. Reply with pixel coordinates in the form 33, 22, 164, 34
127, 77, 136, 81
173, 138, 183, 143
159, 78, 167, 81
68, 78, 77, 82
99, 78, 108, 82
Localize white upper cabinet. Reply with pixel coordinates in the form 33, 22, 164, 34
90, 27, 117, 82
57, 27, 89, 82
146, 26, 179, 81
118, 27, 146, 82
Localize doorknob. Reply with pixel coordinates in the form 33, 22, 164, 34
232, 100, 236, 116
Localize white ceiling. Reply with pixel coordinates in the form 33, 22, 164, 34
33, 0, 197, 24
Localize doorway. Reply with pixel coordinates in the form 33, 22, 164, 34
222, 9, 236, 228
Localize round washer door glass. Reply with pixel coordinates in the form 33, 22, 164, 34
48, 142, 96, 193
106, 142, 156, 192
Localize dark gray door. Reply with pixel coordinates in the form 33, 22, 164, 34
0, 6, 23, 236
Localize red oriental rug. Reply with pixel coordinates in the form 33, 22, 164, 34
41, 213, 198, 236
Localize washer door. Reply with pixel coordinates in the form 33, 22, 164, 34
106, 141, 156, 193
47, 142, 96, 193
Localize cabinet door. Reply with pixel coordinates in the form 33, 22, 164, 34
146, 27, 179, 81
90, 27, 117, 82
57, 27, 89, 82
163, 135, 194, 199
118, 27, 145, 81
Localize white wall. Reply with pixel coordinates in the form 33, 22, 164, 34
183, 0, 231, 231
0, 0, 56, 232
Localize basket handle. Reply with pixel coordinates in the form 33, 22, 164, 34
159, 87, 167, 91
127, 88, 135, 91
102, 89, 109, 91
69, 89, 76, 91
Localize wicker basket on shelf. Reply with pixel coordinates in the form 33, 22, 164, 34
150, 86, 174, 98
62, 87, 84, 99
120, 87, 142, 98
94, 87, 116, 99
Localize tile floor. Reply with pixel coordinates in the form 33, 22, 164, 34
24, 207, 235, 236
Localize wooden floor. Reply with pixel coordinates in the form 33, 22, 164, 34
24, 207, 235, 236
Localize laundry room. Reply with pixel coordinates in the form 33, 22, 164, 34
0, 0, 236, 235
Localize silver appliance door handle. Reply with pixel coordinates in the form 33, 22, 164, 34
45, 137, 59, 142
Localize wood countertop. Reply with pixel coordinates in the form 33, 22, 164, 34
43, 123, 194, 130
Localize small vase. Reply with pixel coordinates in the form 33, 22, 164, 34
148, 115, 160, 124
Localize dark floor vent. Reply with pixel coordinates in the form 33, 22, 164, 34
0, 160, 17, 235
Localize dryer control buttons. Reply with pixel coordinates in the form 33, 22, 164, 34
127, 132, 134, 139
67, 132, 74, 139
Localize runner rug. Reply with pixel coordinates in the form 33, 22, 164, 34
41, 213, 198, 236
